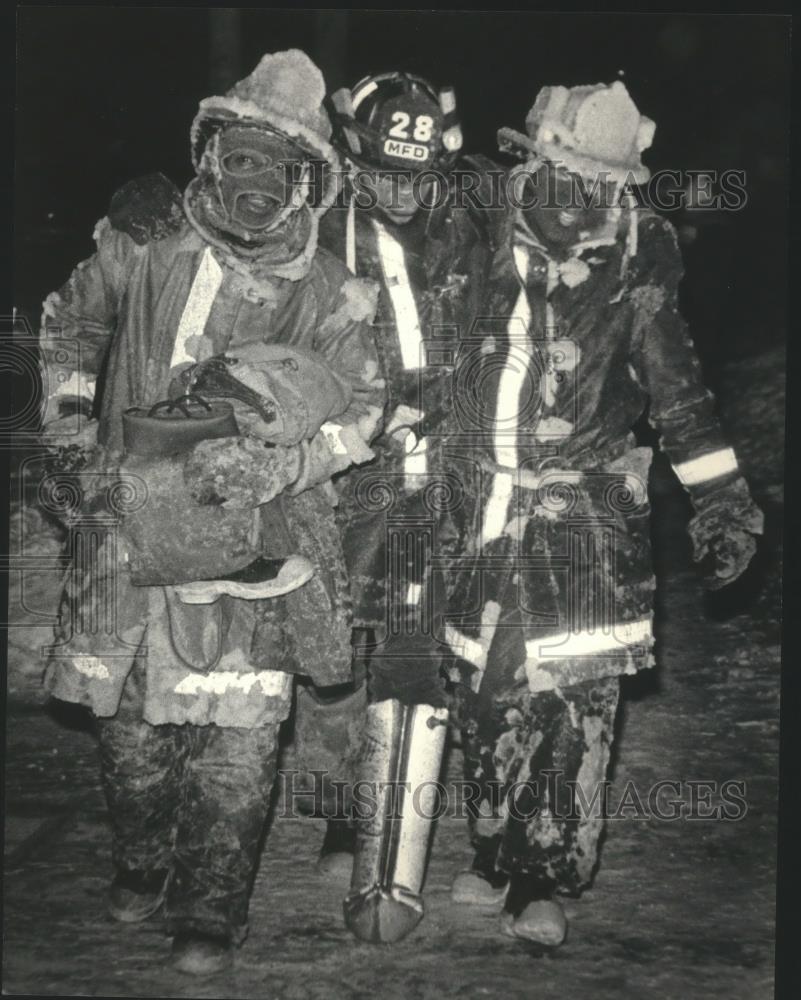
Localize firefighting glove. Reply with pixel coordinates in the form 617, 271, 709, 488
41, 413, 100, 473
688, 479, 763, 591
182, 436, 302, 509
38, 415, 111, 526
696, 530, 758, 591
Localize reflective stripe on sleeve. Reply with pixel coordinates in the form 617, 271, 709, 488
526, 615, 653, 663
522, 615, 653, 693
170, 247, 224, 369
672, 447, 738, 487
373, 220, 425, 371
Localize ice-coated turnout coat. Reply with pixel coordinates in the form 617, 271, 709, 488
40, 177, 382, 728
441, 202, 763, 702
320, 176, 493, 641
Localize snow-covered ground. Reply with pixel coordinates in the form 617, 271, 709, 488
4, 345, 784, 998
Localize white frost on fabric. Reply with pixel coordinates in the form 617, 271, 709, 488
92, 216, 111, 246
48, 370, 97, 408
72, 656, 111, 680
174, 669, 292, 697
41, 291, 61, 322
550, 340, 580, 372
474, 794, 506, 835
553, 687, 580, 730
385, 404, 424, 437
341, 276, 379, 323
321, 422, 350, 456
531, 808, 564, 848
503, 515, 528, 541
194, 96, 336, 165
534, 416, 574, 440
557, 257, 591, 288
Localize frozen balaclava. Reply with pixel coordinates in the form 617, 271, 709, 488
186, 50, 341, 281
195, 123, 313, 258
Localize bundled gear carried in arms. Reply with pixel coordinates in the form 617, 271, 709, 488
117, 341, 355, 612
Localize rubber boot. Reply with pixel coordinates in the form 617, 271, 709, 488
343, 700, 448, 944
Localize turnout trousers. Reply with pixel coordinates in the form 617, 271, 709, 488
95, 662, 283, 941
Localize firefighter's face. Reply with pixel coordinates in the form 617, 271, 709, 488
215, 125, 309, 232
372, 171, 432, 224
520, 163, 617, 247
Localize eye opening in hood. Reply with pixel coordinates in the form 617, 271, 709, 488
192, 112, 322, 170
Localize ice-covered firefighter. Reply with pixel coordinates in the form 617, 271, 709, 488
440, 82, 764, 948
38, 49, 384, 976
312, 71, 494, 942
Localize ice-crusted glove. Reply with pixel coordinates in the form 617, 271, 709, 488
687, 479, 764, 590
41, 414, 100, 473
287, 410, 381, 495
182, 435, 302, 509
38, 415, 106, 526
698, 530, 758, 591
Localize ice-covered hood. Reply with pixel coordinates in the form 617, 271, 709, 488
190, 49, 338, 171
186, 50, 342, 281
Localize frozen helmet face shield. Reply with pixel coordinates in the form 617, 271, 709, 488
203, 124, 313, 245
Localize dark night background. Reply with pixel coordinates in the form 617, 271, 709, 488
14, 8, 790, 375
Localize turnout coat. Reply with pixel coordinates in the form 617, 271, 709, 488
40, 177, 382, 728
441, 202, 763, 704
320, 171, 493, 637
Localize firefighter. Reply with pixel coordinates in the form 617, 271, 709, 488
38, 50, 383, 975
441, 81, 764, 947
307, 71, 494, 942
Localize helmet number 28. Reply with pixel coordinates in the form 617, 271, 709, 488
388, 112, 435, 143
